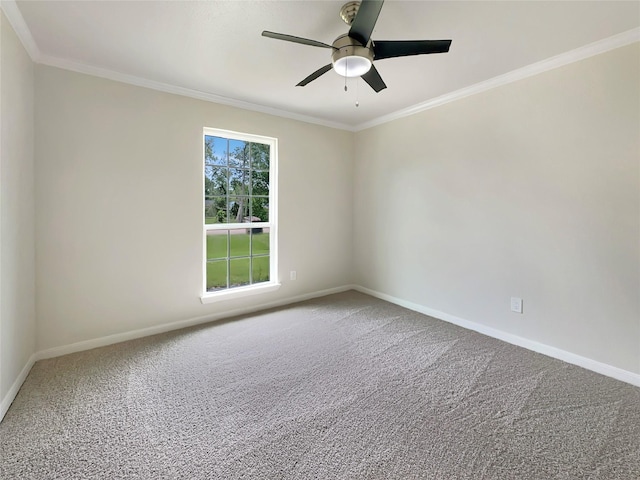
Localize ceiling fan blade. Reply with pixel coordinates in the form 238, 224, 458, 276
297, 64, 333, 87
373, 40, 452, 60
361, 65, 387, 93
262, 31, 334, 49
348, 0, 384, 46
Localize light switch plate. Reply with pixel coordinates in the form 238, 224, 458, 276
511, 297, 523, 314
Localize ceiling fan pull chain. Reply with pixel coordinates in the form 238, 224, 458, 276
344, 58, 348, 91
356, 78, 359, 107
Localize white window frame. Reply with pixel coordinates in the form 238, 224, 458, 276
200, 128, 279, 303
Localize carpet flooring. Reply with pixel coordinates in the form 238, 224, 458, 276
1, 291, 639, 479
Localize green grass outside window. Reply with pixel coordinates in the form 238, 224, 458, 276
206, 232, 270, 290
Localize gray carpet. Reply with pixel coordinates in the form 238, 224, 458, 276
1, 291, 639, 479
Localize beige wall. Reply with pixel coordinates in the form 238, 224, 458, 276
354, 43, 640, 373
35, 65, 353, 351
0, 13, 36, 400
3, 24, 639, 392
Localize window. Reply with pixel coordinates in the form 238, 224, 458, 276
201, 128, 278, 302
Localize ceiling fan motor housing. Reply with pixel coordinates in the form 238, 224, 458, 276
331, 34, 374, 77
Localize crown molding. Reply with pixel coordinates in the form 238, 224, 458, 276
2, 0, 638, 133
354, 27, 640, 131
0, 0, 353, 131
0, 0, 40, 61
37, 54, 355, 131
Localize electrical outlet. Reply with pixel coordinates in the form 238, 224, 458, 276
290, 271, 297, 281
510, 297, 523, 314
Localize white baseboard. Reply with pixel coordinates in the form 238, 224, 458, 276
353, 285, 640, 388
35, 284, 356, 361
0, 285, 354, 423
0, 353, 37, 422
3, 282, 637, 424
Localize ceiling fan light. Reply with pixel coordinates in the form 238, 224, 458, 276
331, 35, 374, 78
333, 55, 372, 77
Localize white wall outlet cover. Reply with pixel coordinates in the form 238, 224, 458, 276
511, 297, 523, 314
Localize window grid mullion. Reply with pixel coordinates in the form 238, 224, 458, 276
249, 233, 253, 285
226, 138, 231, 224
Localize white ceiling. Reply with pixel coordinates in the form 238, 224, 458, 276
8, 1, 640, 129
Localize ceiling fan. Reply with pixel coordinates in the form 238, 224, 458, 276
262, 0, 452, 93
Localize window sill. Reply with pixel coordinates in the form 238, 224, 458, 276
200, 282, 281, 304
